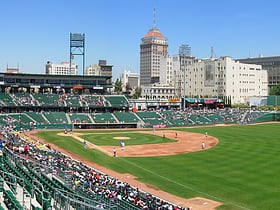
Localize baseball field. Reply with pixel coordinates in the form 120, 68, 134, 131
31, 123, 280, 210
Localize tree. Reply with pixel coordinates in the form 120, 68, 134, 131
125, 82, 132, 92
114, 78, 122, 94
270, 83, 280, 95
132, 86, 142, 99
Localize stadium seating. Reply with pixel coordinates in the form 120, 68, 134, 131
4, 190, 24, 210
91, 112, 117, 123
0, 93, 14, 106
105, 95, 129, 108
32, 93, 63, 107
69, 113, 92, 123
65, 94, 81, 107
25, 112, 47, 124
42, 112, 69, 124
136, 111, 165, 127
11, 93, 35, 107
161, 110, 191, 126
113, 112, 140, 123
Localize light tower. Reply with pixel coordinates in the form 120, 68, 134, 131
70, 33, 85, 75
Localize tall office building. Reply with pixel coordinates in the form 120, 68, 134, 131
140, 26, 168, 85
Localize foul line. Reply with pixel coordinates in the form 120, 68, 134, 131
118, 157, 249, 210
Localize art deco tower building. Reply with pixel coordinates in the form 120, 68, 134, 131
140, 11, 168, 85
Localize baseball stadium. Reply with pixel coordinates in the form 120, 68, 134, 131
0, 79, 280, 210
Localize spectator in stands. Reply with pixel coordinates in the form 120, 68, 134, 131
24, 144, 29, 160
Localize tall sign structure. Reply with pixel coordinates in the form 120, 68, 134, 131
70, 33, 85, 75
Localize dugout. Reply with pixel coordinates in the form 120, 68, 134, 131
73, 123, 138, 129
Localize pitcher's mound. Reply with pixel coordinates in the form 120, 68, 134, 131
113, 137, 130, 140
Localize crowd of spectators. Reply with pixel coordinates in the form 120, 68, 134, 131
0, 127, 190, 210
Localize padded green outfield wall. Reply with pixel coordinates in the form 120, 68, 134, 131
252, 112, 280, 123
267, 95, 280, 106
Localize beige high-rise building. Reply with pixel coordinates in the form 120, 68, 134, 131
186, 56, 268, 104
140, 27, 168, 85
121, 70, 140, 92
86, 60, 113, 77
45, 61, 78, 75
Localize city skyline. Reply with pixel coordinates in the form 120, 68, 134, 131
1, 0, 279, 80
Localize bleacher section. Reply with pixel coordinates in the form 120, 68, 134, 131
69, 113, 92, 123
64, 94, 81, 107
105, 95, 129, 108
161, 110, 191, 127
25, 112, 47, 124
42, 112, 69, 124
11, 93, 35, 107
32, 93, 63, 107
0, 93, 278, 129
0, 132, 189, 210
113, 112, 140, 123
81, 95, 105, 107
91, 112, 117, 123
0, 109, 277, 130
135, 111, 165, 128
0, 93, 14, 106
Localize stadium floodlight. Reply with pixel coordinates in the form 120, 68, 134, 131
70, 33, 85, 75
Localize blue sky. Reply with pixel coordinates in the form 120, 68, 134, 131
1, 0, 279, 80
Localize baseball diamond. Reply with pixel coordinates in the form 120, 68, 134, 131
0, 92, 280, 210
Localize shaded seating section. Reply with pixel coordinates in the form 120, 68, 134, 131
113, 112, 140, 123
91, 112, 117, 123
69, 113, 92, 123
42, 112, 69, 124
0, 93, 130, 109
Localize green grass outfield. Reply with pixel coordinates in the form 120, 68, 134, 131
36, 123, 280, 210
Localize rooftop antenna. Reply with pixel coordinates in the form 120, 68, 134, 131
210, 46, 216, 59
153, 8, 156, 29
